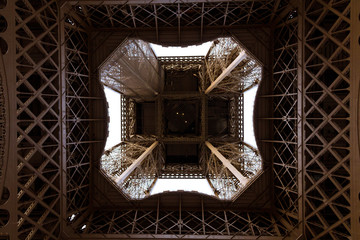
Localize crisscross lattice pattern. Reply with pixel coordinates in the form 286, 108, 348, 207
303, 0, 351, 238
64, 10, 91, 220
78, 208, 285, 237
101, 140, 163, 199
0, 0, 358, 239
70, 1, 278, 30
272, 3, 300, 233
15, 0, 61, 239
203, 141, 262, 199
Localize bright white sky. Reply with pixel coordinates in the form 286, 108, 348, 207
104, 86, 122, 150
103, 41, 259, 196
150, 42, 213, 57
151, 179, 214, 195
243, 86, 258, 147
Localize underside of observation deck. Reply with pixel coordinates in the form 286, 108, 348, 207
0, 0, 359, 240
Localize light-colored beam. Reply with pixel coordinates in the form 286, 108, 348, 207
205, 51, 246, 94
205, 141, 249, 185
115, 141, 158, 184
297, 0, 305, 236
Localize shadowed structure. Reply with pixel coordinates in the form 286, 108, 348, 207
0, 1, 359, 240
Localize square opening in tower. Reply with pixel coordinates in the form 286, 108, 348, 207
136, 102, 156, 135
164, 68, 199, 92
165, 143, 199, 165
164, 100, 200, 136
207, 98, 229, 136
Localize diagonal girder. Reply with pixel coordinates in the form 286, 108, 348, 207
205, 51, 246, 94
205, 141, 249, 185
115, 141, 158, 184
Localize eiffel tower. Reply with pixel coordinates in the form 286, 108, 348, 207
0, 1, 359, 239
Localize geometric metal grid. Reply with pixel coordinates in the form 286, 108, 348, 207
101, 141, 162, 199
303, 0, 351, 238
100, 38, 162, 101
75, 208, 286, 238
203, 141, 262, 199
272, 2, 300, 236
15, 0, 61, 239
67, 1, 283, 36
0, 0, 359, 239
63, 7, 91, 222
99, 36, 262, 200
71, 2, 285, 238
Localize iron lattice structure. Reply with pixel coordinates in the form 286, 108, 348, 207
99, 36, 262, 200
0, 0, 359, 240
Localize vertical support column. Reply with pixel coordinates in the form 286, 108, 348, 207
59, 2, 68, 236
0, 0, 17, 237
297, 0, 305, 236
351, 0, 360, 238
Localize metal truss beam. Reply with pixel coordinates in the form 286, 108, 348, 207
205, 51, 246, 94
297, 0, 305, 236
115, 141, 158, 184
0, 0, 356, 239
302, 0, 352, 238
117, 56, 159, 96
205, 141, 249, 185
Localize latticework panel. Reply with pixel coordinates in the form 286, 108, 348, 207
100, 38, 162, 101
203, 141, 262, 199
64, 10, 91, 219
303, 0, 351, 238
101, 140, 162, 199
1, 0, 358, 239
272, 2, 300, 233
123, 97, 136, 139
202, 37, 261, 94
15, 0, 61, 239
229, 95, 244, 141
77, 208, 284, 238
69, 1, 278, 30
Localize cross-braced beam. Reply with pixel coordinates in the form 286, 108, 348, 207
205, 141, 249, 185
205, 51, 246, 94
115, 141, 159, 184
